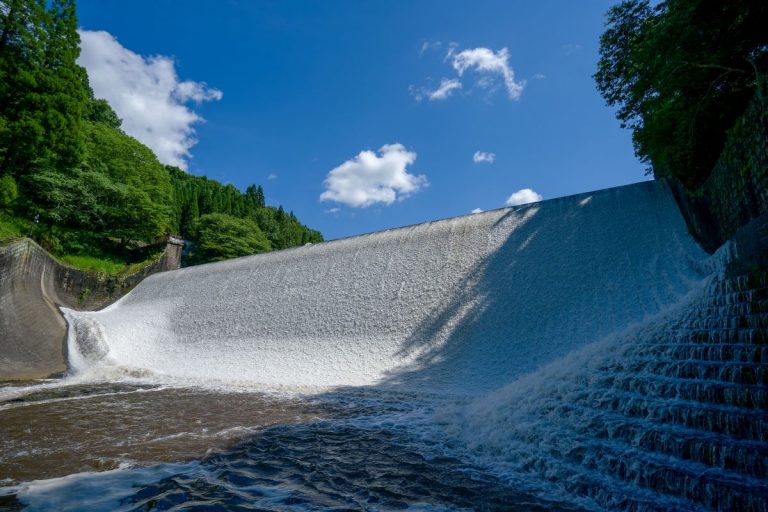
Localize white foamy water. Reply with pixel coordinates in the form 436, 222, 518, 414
65, 181, 710, 393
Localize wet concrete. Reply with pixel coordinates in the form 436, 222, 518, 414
0, 239, 181, 380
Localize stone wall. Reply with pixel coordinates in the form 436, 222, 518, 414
670, 89, 768, 253
0, 238, 182, 380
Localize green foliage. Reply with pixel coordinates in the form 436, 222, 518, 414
58, 254, 129, 275
187, 213, 271, 264
0, 173, 17, 207
595, 0, 768, 189
168, 167, 323, 262
82, 121, 172, 237
0, 0, 323, 270
83, 98, 121, 129
21, 164, 166, 242
0, 0, 87, 176
0, 209, 29, 240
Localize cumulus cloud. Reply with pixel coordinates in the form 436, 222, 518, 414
320, 144, 428, 208
450, 47, 524, 100
473, 151, 496, 164
471, 208, 484, 214
505, 188, 543, 207
77, 30, 222, 170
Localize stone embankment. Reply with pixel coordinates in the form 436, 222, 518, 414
670, 88, 768, 253
0, 238, 182, 380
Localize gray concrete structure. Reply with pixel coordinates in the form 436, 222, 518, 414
0, 238, 182, 380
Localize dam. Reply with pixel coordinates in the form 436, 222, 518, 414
2, 180, 767, 511
66, 181, 709, 391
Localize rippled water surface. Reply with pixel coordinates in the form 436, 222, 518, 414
0, 381, 583, 511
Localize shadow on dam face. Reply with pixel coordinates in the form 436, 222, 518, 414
376, 181, 709, 392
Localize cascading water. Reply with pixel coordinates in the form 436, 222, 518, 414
7, 180, 766, 511
65, 181, 710, 392
62, 311, 112, 373
456, 271, 768, 511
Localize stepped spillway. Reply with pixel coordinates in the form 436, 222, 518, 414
458, 271, 768, 511
66, 180, 710, 392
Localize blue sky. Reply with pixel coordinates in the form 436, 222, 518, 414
76, 0, 647, 240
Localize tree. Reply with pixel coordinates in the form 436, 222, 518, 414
83, 121, 173, 217
83, 98, 122, 129
0, 0, 323, 266
187, 213, 271, 264
595, 0, 768, 189
245, 184, 265, 209
0, 173, 17, 207
0, 0, 87, 177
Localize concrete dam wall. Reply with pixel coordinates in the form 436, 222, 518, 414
0, 238, 182, 380
67, 181, 711, 393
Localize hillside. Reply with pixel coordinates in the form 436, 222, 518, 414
0, 0, 322, 272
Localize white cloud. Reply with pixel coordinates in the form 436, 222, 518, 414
267, 173, 278, 181
419, 41, 442, 56
505, 188, 543, 206
473, 151, 496, 164
428, 78, 462, 101
77, 30, 222, 170
175, 80, 222, 103
409, 78, 462, 102
450, 47, 524, 100
471, 208, 483, 214
325, 207, 341, 214
320, 144, 428, 208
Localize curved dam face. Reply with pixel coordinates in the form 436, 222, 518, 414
67, 181, 710, 392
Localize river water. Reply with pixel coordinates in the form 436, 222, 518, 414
0, 378, 585, 511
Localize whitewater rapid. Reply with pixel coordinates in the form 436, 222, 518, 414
65, 181, 710, 393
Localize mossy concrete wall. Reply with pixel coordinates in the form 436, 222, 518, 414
0, 238, 182, 380
670, 91, 768, 253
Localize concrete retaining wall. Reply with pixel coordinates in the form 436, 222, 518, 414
0, 238, 182, 380
670, 89, 768, 252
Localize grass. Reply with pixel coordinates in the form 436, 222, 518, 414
0, 210, 31, 242
57, 251, 164, 276
56, 253, 128, 274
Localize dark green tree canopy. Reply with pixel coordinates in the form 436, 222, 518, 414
595, 0, 768, 189
0, 0, 87, 176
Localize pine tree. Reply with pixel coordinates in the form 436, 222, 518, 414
255, 185, 265, 208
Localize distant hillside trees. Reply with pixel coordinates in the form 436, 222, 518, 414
186, 213, 271, 264
0, 0, 322, 266
595, 0, 768, 189
168, 168, 322, 252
